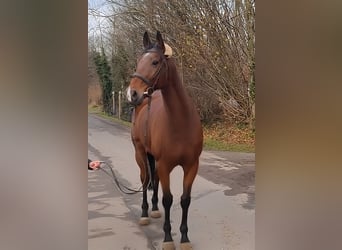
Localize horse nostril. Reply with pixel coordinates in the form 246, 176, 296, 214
131, 90, 138, 101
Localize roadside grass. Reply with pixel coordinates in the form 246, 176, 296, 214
88, 105, 255, 153
203, 123, 255, 153
88, 105, 101, 114
88, 105, 132, 127
203, 138, 254, 152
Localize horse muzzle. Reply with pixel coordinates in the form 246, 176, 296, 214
127, 87, 144, 106
127, 86, 154, 106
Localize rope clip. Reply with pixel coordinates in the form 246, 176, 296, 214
143, 87, 154, 97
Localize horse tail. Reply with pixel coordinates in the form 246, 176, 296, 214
146, 152, 155, 190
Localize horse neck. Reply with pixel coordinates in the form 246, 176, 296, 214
161, 63, 193, 120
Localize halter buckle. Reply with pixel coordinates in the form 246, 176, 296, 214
144, 87, 154, 97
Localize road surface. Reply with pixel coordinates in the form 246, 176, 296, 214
88, 114, 255, 250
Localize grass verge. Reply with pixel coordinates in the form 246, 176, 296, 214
203, 123, 255, 152
88, 105, 131, 127
203, 138, 254, 152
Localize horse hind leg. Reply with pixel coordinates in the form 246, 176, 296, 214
147, 153, 161, 218
139, 188, 150, 225
179, 162, 199, 250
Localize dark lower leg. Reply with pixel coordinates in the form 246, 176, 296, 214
141, 189, 149, 218
180, 195, 191, 243
162, 192, 173, 242
151, 175, 159, 211
136, 152, 150, 219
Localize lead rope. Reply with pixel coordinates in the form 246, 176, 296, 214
96, 98, 154, 195
97, 161, 152, 195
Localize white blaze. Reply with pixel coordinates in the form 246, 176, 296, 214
126, 86, 132, 102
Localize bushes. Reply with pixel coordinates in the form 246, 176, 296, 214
92, 48, 113, 115
89, 0, 255, 130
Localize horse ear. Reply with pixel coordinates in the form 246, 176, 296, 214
143, 31, 151, 49
156, 31, 165, 54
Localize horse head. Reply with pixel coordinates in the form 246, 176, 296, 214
127, 31, 172, 105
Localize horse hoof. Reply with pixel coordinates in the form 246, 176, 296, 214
180, 242, 193, 250
150, 210, 161, 218
139, 217, 150, 225
162, 241, 175, 250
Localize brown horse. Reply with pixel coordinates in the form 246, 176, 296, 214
127, 31, 203, 250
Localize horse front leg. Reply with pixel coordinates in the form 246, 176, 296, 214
135, 150, 150, 225
179, 194, 191, 249
158, 164, 175, 250
179, 162, 199, 250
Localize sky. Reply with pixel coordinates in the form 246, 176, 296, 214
88, 0, 111, 37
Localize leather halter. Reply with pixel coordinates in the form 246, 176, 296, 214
131, 49, 167, 97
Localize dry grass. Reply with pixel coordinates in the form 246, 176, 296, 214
203, 122, 255, 152
88, 84, 102, 106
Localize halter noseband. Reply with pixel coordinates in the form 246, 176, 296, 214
131, 72, 152, 86
131, 49, 167, 97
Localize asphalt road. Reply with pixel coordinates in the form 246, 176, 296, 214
88, 114, 255, 250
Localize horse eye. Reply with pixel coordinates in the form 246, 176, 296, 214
152, 60, 159, 66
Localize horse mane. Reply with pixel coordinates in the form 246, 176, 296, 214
166, 57, 184, 89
